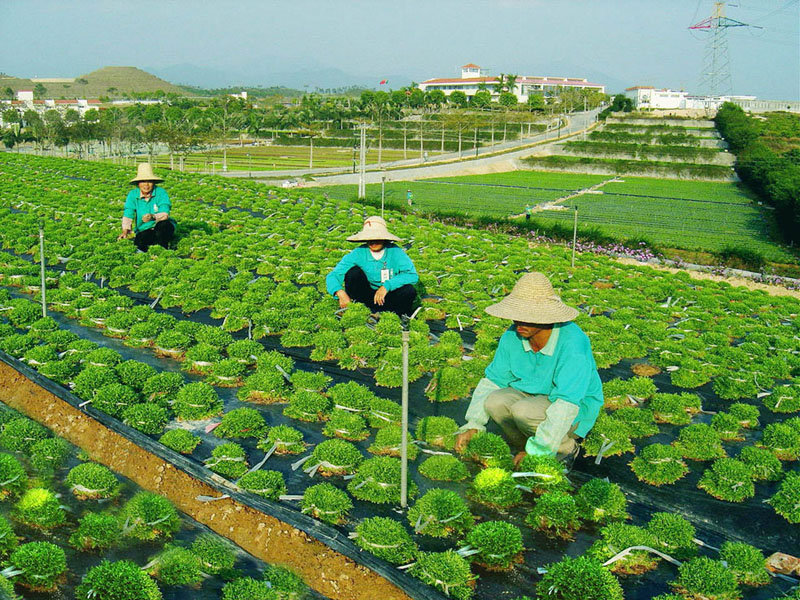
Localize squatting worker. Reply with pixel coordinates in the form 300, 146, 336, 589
117, 163, 176, 252
454, 272, 604, 466
325, 216, 418, 317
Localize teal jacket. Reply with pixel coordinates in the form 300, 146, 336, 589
123, 187, 171, 233
326, 244, 418, 295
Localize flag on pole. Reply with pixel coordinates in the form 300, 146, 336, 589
379, 79, 388, 85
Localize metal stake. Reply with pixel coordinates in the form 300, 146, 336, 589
571, 207, 578, 268
381, 175, 386, 218
39, 224, 47, 317
400, 329, 410, 508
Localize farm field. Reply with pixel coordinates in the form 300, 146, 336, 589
0, 152, 799, 600
148, 144, 429, 173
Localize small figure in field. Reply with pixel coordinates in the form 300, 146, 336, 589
525, 203, 532, 221
454, 272, 604, 467
117, 163, 176, 251
326, 216, 418, 317
406, 189, 413, 207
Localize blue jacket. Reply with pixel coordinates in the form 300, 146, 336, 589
326, 243, 418, 295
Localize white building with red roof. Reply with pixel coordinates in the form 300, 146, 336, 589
418, 63, 605, 103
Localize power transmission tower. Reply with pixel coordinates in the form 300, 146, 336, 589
689, 2, 760, 97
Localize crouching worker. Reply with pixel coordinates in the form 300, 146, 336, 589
326, 216, 418, 317
454, 272, 603, 467
117, 163, 176, 252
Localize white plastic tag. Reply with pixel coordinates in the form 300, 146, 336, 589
380, 269, 391, 283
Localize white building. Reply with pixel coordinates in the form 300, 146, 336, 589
625, 86, 800, 114
419, 63, 605, 103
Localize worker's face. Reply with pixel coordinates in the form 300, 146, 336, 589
138, 181, 154, 195
513, 321, 551, 338
367, 240, 386, 252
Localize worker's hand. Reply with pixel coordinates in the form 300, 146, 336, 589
117, 230, 131, 241
513, 451, 528, 468
373, 286, 388, 306
141, 213, 154, 223
336, 290, 351, 309
454, 429, 478, 453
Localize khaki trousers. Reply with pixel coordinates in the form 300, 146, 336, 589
484, 387, 578, 456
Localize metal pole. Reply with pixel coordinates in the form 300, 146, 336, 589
381, 175, 386, 218
571, 207, 578, 268
358, 125, 366, 199
400, 329, 410, 508
39, 225, 47, 317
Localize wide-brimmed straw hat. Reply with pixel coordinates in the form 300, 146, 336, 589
346, 216, 401, 243
129, 163, 164, 185
485, 272, 579, 324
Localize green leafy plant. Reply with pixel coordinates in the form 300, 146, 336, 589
514, 454, 570, 495
13, 487, 66, 529
719, 541, 770, 587
182, 343, 222, 375
763, 385, 800, 413
674, 423, 726, 461
66, 462, 121, 500
410, 550, 475, 600
69, 512, 120, 551
142, 371, 184, 407
738, 446, 783, 482
150, 546, 204, 586
205, 442, 249, 479
120, 491, 181, 541
221, 576, 275, 600
215, 407, 269, 439
323, 409, 369, 441
464, 521, 524, 571
602, 376, 657, 410
0, 417, 49, 453
367, 425, 418, 459
462, 432, 513, 469
671, 557, 740, 600
9, 541, 67, 591
290, 370, 331, 393
263, 564, 309, 600
173, 382, 223, 420
650, 392, 702, 425
238, 470, 287, 500
609, 407, 659, 438
728, 403, 760, 429
581, 415, 635, 459
407, 489, 474, 537
0, 453, 27, 499
122, 403, 170, 435
711, 412, 744, 441
300, 482, 352, 525
646, 512, 697, 560
698, 458, 755, 502
238, 370, 290, 403
425, 366, 475, 402
536, 556, 623, 600
283, 391, 331, 422
587, 523, 660, 574
575, 478, 628, 524
418, 454, 469, 482
630, 444, 689, 486
468, 467, 522, 509
75, 560, 163, 600
366, 396, 401, 428
92, 383, 141, 419
415, 416, 458, 450
759, 422, 800, 461
526, 491, 581, 539
306, 439, 363, 476
159, 429, 201, 454
191, 533, 236, 575
0, 514, 18, 558
768, 471, 800, 523
353, 517, 418, 565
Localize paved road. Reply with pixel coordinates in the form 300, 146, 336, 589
220, 109, 601, 185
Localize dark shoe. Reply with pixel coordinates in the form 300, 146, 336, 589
558, 444, 581, 473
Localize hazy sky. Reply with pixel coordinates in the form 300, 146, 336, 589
2, 0, 798, 99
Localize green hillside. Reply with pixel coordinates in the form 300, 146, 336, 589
0, 66, 193, 99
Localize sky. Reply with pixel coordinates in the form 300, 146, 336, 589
1, 0, 798, 99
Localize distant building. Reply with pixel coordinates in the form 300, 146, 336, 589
418, 63, 605, 104
625, 86, 800, 113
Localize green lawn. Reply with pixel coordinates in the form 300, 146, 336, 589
601, 176, 755, 204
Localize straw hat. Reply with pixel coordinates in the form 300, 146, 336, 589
346, 216, 401, 242
485, 272, 579, 324
129, 163, 164, 185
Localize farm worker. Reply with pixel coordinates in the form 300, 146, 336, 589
454, 272, 603, 467
406, 190, 413, 207
326, 216, 419, 317
117, 163, 176, 252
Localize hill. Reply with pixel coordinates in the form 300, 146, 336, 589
0, 66, 194, 99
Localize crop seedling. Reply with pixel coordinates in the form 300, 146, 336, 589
415, 416, 459, 450
526, 491, 581, 539
646, 512, 697, 560
263, 564, 309, 599
66, 462, 121, 500
173, 382, 223, 421
759, 422, 800, 461
150, 546, 204, 586
238, 370, 290, 403
120, 491, 181, 541
587, 522, 661, 574
425, 366, 476, 402
575, 478, 628, 524
327, 380, 375, 414
671, 557, 741, 600
764, 385, 800, 413
122, 403, 170, 435
728, 403, 760, 429
407, 488, 474, 537
536, 555, 624, 600
13, 488, 66, 530
283, 391, 331, 422
367, 396, 402, 428
463, 521, 524, 571
115, 360, 157, 391
182, 343, 222, 375
0, 515, 17, 558
650, 392, 702, 425
303, 439, 363, 477
462, 432, 513, 469
237, 470, 287, 500
738, 446, 783, 482
711, 412, 744, 441
719, 541, 770, 587
205, 442, 249, 479
323, 409, 370, 441
768, 471, 800, 523
159, 429, 201, 454
69, 512, 120, 551
221, 576, 274, 600
674, 423, 726, 461
76, 559, 163, 600
142, 371, 184, 407
418, 454, 469, 482
349, 456, 418, 505
9, 541, 67, 591
630, 444, 689, 486
602, 376, 657, 410
698, 458, 755, 502
0, 417, 49, 453
92, 383, 140, 419
514, 454, 571, 495
368, 425, 419, 459
191, 533, 236, 575
410, 550, 476, 600
581, 415, 635, 460
300, 482, 352, 525
0, 453, 27, 499
468, 467, 522, 509
352, 517, 418, 565
215, 407, 269, 439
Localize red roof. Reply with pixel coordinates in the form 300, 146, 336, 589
422, 76, 604, 88
625, 86, 655, 91
461, 63, 481, 69
422, 77, 499, 85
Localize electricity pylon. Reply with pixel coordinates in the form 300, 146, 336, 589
689, 2, 760, 97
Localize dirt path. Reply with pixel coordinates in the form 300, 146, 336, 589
510, 176, 621, 218
615, 257, 800, 299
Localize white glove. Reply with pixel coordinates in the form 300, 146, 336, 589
526, 399, 579, 456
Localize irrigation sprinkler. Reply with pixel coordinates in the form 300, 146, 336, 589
571, 207, 578, 269
400, 328, 410, 508
39, 223, 47, 318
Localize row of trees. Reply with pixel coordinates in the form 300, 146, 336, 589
715, 102, 800, 245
